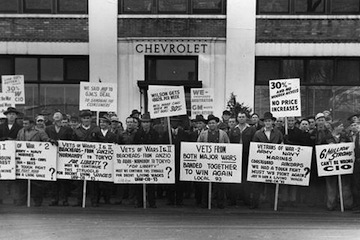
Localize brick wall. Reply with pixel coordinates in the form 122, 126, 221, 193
256, 19, 360, 43
0, 18, 88, 42
118, 18, 226, 38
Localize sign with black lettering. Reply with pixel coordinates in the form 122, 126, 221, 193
180, 142, 242, 183
247, 142, 312, 186
269, 78, 301, 117
135, 42, 208, 54
316, 142, 355, 177
0, 93, 15, 118
15, 141, 57, 181
191, 88, 214, 119
147, 86, 187, 118
114, 145, 175, 184
1, 75, 25, 104
57, 141, 114, 182
0, 141, 16, 180
79, 82, 117, 112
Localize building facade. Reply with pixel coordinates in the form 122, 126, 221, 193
0, 0, 359, 121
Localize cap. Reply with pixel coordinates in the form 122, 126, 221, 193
315, 113, 325, 120
222, 110, 231, 116
36, 115, 45, 121
79, 109, 92, 118
110, 116, 120, 122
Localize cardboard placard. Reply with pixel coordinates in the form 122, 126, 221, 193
114, 145, 175, 184
57, 141, 114, 182
191, 88, 214, 119
316, 142, 355, 177
0, 93, 15, 118
247, 142, 312, 186
16, 141, 57, 181
269, 78, 301, 117
79, 82, 117, 112
1, 75, 25, 104
180, 142, 242, 183
0, 141, 16, 180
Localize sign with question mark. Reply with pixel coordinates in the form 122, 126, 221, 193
0, 141, 16, 180
15, 141, 57, 181
247, 142, 312, 186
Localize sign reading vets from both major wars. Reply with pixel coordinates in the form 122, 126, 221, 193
316, 142, 355, 177
15, 141, 57, 181
1, 75, 25, 104
147, 85, 187, 118
114, 145, 175, 184
79, 82, 117, 112
191, 88, 214, 119
0, 141, 16, 180
247, 143, 312, 186
57, 141, 114, 182
180, 142, 242, 183
269, 78, 301, 117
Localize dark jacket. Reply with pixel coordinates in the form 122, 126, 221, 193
228, 124, 256, 154
45, 125, 73, 141
252, 127, 283, 144
72, 125, 99, 142
90, 128, 117, 143
284, 127, 302, 145
133, 127, 160, 144
0, 122, 22, 141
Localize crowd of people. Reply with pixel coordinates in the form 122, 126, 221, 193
0, 106, 359, 212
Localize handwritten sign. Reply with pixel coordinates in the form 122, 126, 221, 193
247, 142, 312, 186
269, 78, 301, 117
79, 82, 117, 112
0, 93, 15, 118
57, 141, 114, 182
180, 142, 242, 183
1, 75, 25, 104
316, 142, 355, 177
114, 145, 175, 184
191, 88, 214, 119
147, 86, 187, 118
15, 141, 57, 181
0, 141, 16, 180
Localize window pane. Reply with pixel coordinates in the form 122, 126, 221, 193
257, 0, 289, 13
255, 60, 280, 84
331, 0, 360, 13
65, 58, 89, 81
58, 0, 87, 13
332, 86, 360, 121
15, 58, 38, 81
282, 60, 304, 81
158, 0, 187, 13
16, 84, 39, 118
0, 0, 18, 13
41, 58, 64, 81
123, 0, 152, 13
295, 0, 325, 13
24, 0, 52, 13
336, 60, 360, 83
307, 60, 333, 84
193, 0, 222, 14
0, 58, 13, 77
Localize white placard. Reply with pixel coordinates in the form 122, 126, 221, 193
57, 141, 114, 182
316, 142, 355, 177
191, 88, 214, 119
180, 142, 242, 183
15, 141, 57, 181
147, 85, 187, 118
269, 78, 301, 117
79, 82, 117, 112
247, 142, 312, 186
1, 75, 25, 104
114, 145, 175, 184
0, 141, 16, 180
0, 93, 15, 118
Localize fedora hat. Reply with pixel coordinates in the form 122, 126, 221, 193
261, 112, 276, 121
3, 107, 20, 115
194, 115, 207, 123
140, 112, 152, 122
207, 114, 220, 123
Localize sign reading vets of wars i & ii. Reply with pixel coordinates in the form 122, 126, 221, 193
1, 75, 25, 105
15, 141, 57, 181
79, 82, 117, 112
57, 141, 114, 182
180, 142, 242, 183
247, 142, 312, 186
114, 145, 175, 184
0, 141, 16, 180
269, 78, 301, 117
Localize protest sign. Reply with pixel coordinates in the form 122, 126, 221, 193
316, 142, 355, 177
57, 141, 114, 182
79, 82, 117, 112
15, 141, 57, 181
0, 141, 16, 180
114, 144, 175, 184
147, 85, 187, 118
191, 88, 214, 119
247, 142, 312, 186
0, 93, 15, 118
180, 142, 242, 183
269, 78, 301, 117
1, 75, 25, 104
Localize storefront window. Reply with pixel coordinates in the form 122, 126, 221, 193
65, 58, 89, 82
57, 0, 87, 14
15, 58, 38, 81
336, 60, 360, 84
255, 59, 280, 84
307, 60, 333, 84
158, 0, 187, 13
282, 59, 304, 80
0, 0, 18, 13
295, 0, 325, 13
41, 58, 64, 81
257, 0, 289, 13
23, 0, 52, 13
123, 0, 152, 13
331, 0, 360, 13
193, 0, 223, 14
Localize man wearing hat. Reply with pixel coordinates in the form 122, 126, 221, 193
348, 114, 359, 124
130, 109, 141, 119
133, 112, 159, 208
218, 110, 231, 131
39, 109, 53, 126
198, 114, 230, 209
110, 116, 124, 136
251, 112, 283, 209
